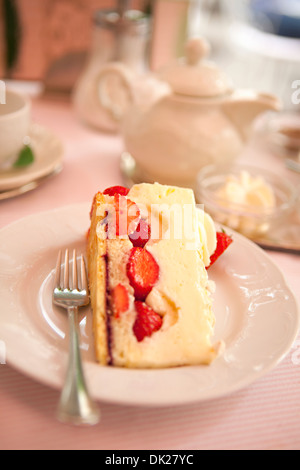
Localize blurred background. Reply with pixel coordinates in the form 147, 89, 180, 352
0, 0, 299, 110
0, 0, 151, 92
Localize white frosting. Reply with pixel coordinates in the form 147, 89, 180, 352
128, 182, 217, 267
197, 209, 217, 266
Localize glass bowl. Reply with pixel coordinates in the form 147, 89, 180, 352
196, 164, 298, 238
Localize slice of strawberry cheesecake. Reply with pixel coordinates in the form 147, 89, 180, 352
87, 183, 224, 368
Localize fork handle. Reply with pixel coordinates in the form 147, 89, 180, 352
57, 306, 100, 425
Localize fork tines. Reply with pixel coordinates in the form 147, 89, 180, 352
55, 249, 88, 292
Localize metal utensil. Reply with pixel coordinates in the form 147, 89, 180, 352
53, 249, 100, 425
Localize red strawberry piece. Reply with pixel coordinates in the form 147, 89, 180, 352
126, 247, 159, 300
106, 195, 140, 237
207, 230, 233, 268
115, 195, 140, 237
111, 283, 130, 318
103, 185, 130, 197
133, 301, 163, 342
129, 219, 151, 248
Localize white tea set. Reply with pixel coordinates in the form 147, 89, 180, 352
0, 89, 31, 168
0, 88, 63, 199
74, 36, 280, 188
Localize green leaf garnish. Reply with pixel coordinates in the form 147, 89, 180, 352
14, 145, 34, 167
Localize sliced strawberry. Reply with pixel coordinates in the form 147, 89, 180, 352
106, 195, 140, 237
126, 247, 159, 300
115, 194, 140, 237
133, 301, 163, 342
207, 230, 233, 268
129, 219, 151, 248
111, 283, 130, 318
103, 185, 130, 197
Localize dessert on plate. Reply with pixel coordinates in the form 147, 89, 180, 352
87, 182, 231, 368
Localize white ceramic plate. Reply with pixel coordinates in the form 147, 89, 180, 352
0, 123, 63, 192
0, 204, 299, 407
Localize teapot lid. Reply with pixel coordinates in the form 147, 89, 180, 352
158, 38, 232, 98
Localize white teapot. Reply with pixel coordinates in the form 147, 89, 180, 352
119, 38, 280, 187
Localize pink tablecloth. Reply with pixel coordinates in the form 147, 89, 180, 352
0, 96, 300, 450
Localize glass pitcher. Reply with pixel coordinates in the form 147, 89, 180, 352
73, 8, 150, 133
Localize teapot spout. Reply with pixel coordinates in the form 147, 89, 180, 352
222, 90, 281, 140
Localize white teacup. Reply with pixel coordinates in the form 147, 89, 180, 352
0, 89, 31, 169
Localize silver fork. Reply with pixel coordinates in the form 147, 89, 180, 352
53, 249, 100, 425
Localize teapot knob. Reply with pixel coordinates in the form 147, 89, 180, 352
185, 37, 211, 65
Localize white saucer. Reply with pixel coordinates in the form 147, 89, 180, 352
0, 204, 299, 407
0, 123, 64, 192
